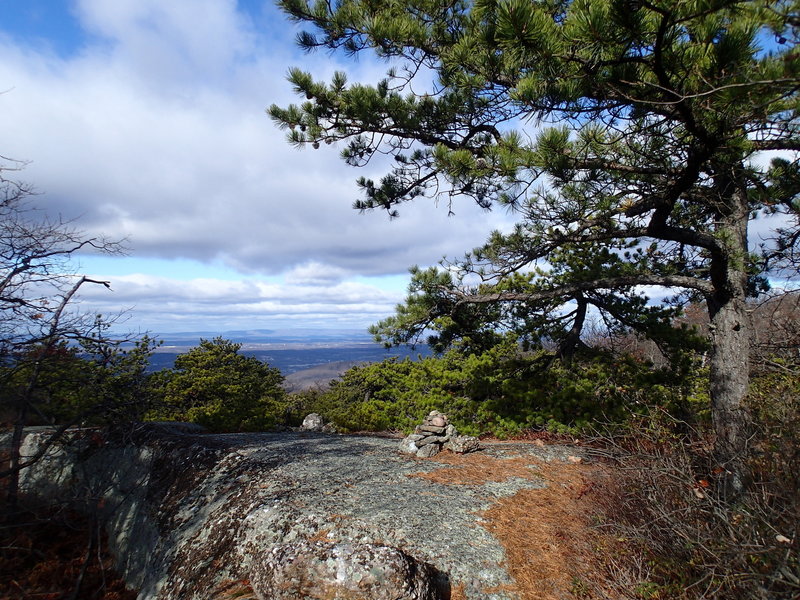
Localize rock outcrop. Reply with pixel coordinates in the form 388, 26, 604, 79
15, 426, 583, 600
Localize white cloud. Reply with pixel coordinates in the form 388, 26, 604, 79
0, 1, 511, 281
285, 261, 349, 285
0, 1, 516, 332
74, 271, 402, 333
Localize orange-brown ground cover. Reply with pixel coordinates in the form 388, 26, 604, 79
415, 445, 622, 600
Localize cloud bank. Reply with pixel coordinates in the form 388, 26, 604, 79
0, 0, 512, 331
0, 0, 508, 275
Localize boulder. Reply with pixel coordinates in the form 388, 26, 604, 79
250, 541, 440, 600
416, 443, 441, 458
444, 435, 480, 454
300, 413, 325, 432
398, 437, 420, 455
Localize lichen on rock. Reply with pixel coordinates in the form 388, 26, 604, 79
16, 426, 585, 600
250, 541, 441, 600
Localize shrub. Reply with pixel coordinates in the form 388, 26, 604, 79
298, 341, 687, 437
148, 337, 285, 432
589, 374, 800, 600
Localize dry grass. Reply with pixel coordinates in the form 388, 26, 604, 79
412, 450, 543, 486
211, 579, 259, 600
415, 448, 622, 600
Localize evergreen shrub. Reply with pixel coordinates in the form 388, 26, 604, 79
147, 337, 285, 433
294, 340, 690, 437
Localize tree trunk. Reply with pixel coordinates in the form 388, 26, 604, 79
707, 294, 751, 497
706, 179, 752, 498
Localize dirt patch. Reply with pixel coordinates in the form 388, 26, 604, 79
417, 450, 621, 600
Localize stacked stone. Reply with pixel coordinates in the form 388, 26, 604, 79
399, 411, 479, 458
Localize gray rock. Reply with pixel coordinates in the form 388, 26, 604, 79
423, 411, 449, 428
398, 436, 420, 455
17, 427, 582, 600
416, 443, 441, 458
416, 425, 446, 435
250, 541, 440, 600
300, 413, 325, 432
444, 435, 480, 454
321, 423, 338, 434
415, 435, 441, 447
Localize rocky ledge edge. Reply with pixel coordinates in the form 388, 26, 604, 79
16, 425, 584, 600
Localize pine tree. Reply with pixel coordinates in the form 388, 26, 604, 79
270, 0, 800, 494
151, 338, 285, 432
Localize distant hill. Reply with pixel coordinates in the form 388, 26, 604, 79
283, 360, 369, 392
136, 328, 431, 379
154, 328, 375, 347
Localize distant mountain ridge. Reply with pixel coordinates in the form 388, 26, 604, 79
139, 329, 430, 379
283, 360, 370, 391
152, 328, 376, 347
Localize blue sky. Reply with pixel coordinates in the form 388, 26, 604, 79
0, 0, 513, 335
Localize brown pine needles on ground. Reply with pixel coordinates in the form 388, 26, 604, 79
416, 446, 623, 600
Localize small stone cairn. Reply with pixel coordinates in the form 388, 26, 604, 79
399, 411, 480, 458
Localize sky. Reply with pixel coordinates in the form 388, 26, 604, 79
0, 0, 514, 335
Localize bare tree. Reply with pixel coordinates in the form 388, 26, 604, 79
0, 157, 127, 512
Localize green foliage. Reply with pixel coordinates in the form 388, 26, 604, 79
0, 334, 159, 428
77, 334, 162, 426
272, 0, 799, 486
295, 340, 688, 437
1, 343, 89, 425
148, 337, 285, 432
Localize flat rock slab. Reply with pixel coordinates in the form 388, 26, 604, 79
416, 425, 447, 434
18, 429, 585, 600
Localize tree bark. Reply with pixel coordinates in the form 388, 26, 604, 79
706, 181, 752, 498
708, 294, 751, 497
